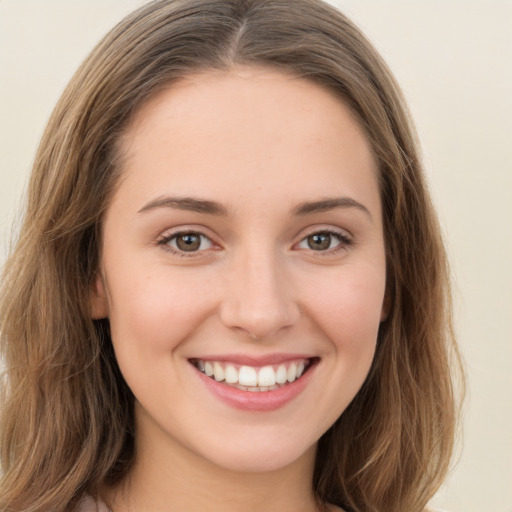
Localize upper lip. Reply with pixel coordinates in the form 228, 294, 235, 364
188, 353, 316, 366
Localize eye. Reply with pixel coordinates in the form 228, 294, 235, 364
296, 231, 351, 252
160, 231, 213, 254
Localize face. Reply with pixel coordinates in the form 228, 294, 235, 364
92, 67, 387, 474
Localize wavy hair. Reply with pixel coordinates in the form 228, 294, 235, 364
0, 1, 463, 511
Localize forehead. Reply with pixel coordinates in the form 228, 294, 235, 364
115, 66, 379, 214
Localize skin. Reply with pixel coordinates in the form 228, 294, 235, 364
92, 66, 387, 512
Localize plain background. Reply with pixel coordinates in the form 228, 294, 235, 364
0, 1, 511, 511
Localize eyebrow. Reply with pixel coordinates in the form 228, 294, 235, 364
138, 196, 229, 216
291, 197, 372, 219
138, 195, 371, 220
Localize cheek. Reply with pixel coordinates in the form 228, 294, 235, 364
304, 264, 386, 349
105, 264, 217, 354
291, 265, 385, 433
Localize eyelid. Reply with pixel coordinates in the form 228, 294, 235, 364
154, 224, 353, 257
293, 226, 353, 254
156, 226, 220, 256
297, 224, 353, 241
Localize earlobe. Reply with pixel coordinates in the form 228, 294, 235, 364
90, 273, 109, 319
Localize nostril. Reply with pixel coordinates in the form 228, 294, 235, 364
220, 302, 300, 341
235, 326, 262, 341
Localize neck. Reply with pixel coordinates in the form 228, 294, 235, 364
104, 408, 320, 512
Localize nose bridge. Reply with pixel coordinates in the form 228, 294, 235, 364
220, 242, 299, 339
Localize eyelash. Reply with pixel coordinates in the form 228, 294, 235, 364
157, 228, 353, 257
296, 229, 353, 255
157, 231, 214, 257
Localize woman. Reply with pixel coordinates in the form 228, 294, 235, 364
0, 1, 463, 511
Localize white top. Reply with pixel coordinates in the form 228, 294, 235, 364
75, 495, 111, 512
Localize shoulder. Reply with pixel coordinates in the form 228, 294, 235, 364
75, 495, 111, 512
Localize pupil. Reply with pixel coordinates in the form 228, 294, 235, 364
176, 233, 200, 251
308, 233, 331, 250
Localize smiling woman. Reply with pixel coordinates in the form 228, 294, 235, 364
0, 1, 462, 512
90, 71, 387, 486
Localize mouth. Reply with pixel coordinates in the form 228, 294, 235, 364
190, 357, 317, 393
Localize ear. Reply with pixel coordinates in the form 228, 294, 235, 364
90, 272, 109, 319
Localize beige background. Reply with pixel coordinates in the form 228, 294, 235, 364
1, 2, 511, 511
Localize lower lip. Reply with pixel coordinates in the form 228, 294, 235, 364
194, 362, 316, 411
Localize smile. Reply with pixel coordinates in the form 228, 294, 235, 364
191, 358, 313, 392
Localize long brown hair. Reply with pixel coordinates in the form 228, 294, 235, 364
0, 1, 463, 511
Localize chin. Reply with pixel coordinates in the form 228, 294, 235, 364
190, 428, 317, 475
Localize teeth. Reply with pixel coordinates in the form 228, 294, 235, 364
275, 365, 287, 384
194, 358, 310, 391
224, 365, 238, 384
213, 362, 224, 382
287, 362, 297, 383
239, 366, 258, 386
258, 366, 276, 387
204, 361, 214, 377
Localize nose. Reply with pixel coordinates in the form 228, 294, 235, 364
219, 249, 300, 341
